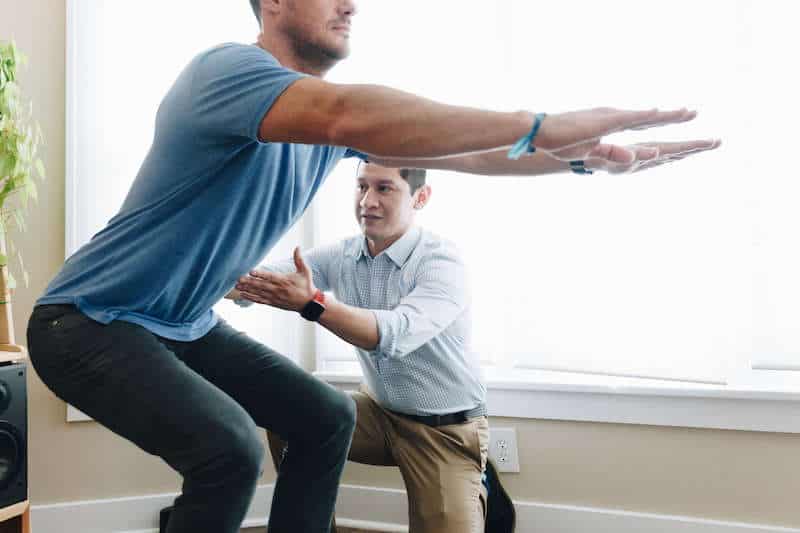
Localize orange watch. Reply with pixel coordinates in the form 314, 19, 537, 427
300, 289, 326, 322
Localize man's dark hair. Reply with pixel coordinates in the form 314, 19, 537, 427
249, 0, 261, 25
357, 161, 427, 195
399, 168, 427, 195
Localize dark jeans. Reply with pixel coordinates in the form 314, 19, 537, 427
27, 304, 356, 533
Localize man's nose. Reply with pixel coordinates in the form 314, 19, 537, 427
339, 0, 357, 18
360, 189, 377, 207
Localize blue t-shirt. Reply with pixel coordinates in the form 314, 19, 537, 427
38, 43, 363, 341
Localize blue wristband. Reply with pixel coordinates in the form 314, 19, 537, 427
569, 160, 594, 175
507, 112, 546, 160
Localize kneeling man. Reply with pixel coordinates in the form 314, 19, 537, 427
234, 162, 512, 533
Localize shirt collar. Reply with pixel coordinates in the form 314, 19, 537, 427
353, 226, 421, 267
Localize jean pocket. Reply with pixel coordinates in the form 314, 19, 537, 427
37, 306, 95, 333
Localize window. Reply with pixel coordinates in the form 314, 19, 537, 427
67, 1, 800, 406
66, 0, 301, 357
314, 0, 800, 395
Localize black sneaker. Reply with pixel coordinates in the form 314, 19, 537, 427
484, 459, 516, 533
159, 505, 173, 533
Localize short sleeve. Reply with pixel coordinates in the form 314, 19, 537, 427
190, 44, 306, 141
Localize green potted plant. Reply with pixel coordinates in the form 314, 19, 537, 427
0, 40, 45, 354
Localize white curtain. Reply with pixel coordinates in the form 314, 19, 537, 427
67, 1, 800, 388
66, 0, 301, 357
315, 0, 800, 389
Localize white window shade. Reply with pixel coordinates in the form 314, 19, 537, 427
66, 0, 301, 357
747, 2, 800, 374
66, 0, 800, 389
315, 0, 800, 389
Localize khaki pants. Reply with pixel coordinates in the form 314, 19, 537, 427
268, 389, 489, 533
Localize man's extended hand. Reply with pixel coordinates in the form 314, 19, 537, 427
586, 139, 722, 174
534, 107, 699, 161
236, 247, 316, 311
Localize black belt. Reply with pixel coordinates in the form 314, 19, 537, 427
392, 409, 474, 427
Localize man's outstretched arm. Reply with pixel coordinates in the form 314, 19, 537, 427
369, 139, 722, 176
260, 76, 701, 163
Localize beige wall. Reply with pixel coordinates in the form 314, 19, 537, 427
2, 0, 798, 529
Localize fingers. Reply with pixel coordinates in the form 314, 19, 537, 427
583, 137, 720, 175
625, 108, 697, 131
588, 143, 636, 164
538, 107, 700, 156
237, 275, 274, 294
633, 158, 675, 173
248, 268, 275, 281
293, 246, 308, 274
633, 145, 659, 160
644, 139, 721, 157
237, 290, 272, 306
629, 139, 721, 171
236, 275, 284, 307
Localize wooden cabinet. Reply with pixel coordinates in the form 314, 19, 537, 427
0, 501, 30, 533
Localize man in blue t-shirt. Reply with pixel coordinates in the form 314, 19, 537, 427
27, 0, 720, 532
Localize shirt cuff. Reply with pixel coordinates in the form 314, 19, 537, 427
370, 309, 399, 359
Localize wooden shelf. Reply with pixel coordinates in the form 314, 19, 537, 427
0, 501, 27, 523
0, 500, 29, 533
0, 345, 26, 365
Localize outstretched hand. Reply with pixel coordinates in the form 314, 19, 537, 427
586, 139, 722, 174
534, 107, 700, 161
236, 247, 316, 311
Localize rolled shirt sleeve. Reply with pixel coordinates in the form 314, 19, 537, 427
370, 249, 468, 359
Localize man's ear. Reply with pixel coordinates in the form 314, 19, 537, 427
414, 185, 432, 209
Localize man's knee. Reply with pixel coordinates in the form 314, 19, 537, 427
193, 420, 265, 483
230, 424, 266, 478
315, 390, 357, 441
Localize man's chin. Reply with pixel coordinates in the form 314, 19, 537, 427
322, 36, 350, 60
326, 44, 350, 61
361, 228, 383, 241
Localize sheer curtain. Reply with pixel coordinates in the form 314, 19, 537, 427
66, 1, 799, 389
66, 0, 301, 357
315, 0, 800, 390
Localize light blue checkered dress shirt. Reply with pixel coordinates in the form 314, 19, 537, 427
263, 226, 486, 417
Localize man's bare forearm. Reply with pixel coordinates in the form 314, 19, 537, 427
372, 149, 572, 176
265, 79, 534, 157
327, 83, 536, 159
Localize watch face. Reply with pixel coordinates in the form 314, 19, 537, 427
300, 300, 326, 322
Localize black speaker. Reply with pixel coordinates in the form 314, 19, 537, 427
0, 363, 26, 509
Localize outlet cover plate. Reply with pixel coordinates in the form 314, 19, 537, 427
488, 426, 520, 473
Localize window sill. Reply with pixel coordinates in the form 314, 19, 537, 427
314, 368, 800, 434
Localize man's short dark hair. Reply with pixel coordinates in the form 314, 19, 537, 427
399, 168, 427, 195
249, 0, 261, 25
358, 162, 427, 195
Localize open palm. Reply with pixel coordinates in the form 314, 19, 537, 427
586, 139, 722, 174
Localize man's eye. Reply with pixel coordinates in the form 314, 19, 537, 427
379, 186, 391, 192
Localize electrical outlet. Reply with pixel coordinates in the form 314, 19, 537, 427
488, 427, 520, 473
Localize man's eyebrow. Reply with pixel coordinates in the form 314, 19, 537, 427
356, 177, 398, 185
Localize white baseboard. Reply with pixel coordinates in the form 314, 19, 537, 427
30, 483, 799, 533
